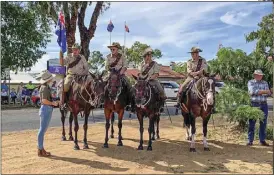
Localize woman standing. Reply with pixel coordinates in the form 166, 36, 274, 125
37, 70, 59, 157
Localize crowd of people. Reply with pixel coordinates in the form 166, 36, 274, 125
1, 80, 57, 105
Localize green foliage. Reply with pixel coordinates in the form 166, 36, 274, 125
233, 105, 264, 130
88, 51, 105, 74
255, 126, 273, 140
1, 2, 51, 73
246, 13, 273, 55
125, 41, 162, 67
208, 47, 272, 90
173, 62, 187, 74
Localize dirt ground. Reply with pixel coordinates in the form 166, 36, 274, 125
2, 116, 273, 174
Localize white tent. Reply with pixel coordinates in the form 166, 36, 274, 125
8, 72, 40, 84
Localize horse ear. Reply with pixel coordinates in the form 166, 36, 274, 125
132, 74, 138, 81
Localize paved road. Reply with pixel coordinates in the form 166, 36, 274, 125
2, 100, 273, 132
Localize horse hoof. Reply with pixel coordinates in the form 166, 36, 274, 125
190, 148, 196, 152
204, 147, 210, 151
110, 135, 114, 138
147, 146, 152, 151
157, 135, 160, 139
137, 145, 143, 150
186, 137, 192, 141
102, 143, 109, 148
74, 145, 80, 150
69, 136, 74, 141
117, 142, 123, 146
83, 145, 89, 149
62, 136, 67, 141
151, 137, 155, 141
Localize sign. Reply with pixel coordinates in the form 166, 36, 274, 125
47, 58, 66, 75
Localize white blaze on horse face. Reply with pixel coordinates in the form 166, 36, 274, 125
206, 79, 214, 105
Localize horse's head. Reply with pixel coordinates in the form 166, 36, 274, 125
89, 71, 107, 106
107, 68, 122, 101
132, 74, 150, 107
199, 74, 216, 106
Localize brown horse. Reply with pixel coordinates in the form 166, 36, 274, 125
179, 75, 216, 152
132, 75, 162, 151
59, 72, 105, 150
103, 68, 130, 148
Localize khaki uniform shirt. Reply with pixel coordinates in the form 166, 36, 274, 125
186, 57, 208, 78
64, 54, 89, 75
105, 53, 128, 71
139, 61, 160, 79
39, 85, 52, 102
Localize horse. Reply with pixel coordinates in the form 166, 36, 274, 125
102, 68, 130, 148
179, 75, 216, 152
58, 72, 105, 150
131, 74, 162, 151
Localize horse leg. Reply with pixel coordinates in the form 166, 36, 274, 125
203, 116, 210, 151
151, 117, 156, 141
137, 113, 144, 150
103, 109, 111, 148
184, 113, 192, 141
156, 114, 160, 139
61, 109, 66, 141
189, 114, 196, 152
83, 110, 90, 149
147, 116, 153, 151
110, 112, 115, 138
68, 112, 74, 141
73, 112, 80, 150
117, 110, 124, 146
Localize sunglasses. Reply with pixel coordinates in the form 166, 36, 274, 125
111, 49, 117, 51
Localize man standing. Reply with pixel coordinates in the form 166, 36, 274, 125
138, 47, 167, 112
26, 81, 36, 95
247, 69, 271, 146
105, 42, 132, 105
59, 43, 89, 107
176, 47, 208, 107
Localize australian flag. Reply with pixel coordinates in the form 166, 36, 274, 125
55, 12, 67, 53
107, 20, 114, 32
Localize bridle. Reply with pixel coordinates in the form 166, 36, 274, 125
107, 71, 122, 104
133, 79, 152, 109
192, 77, 214, 111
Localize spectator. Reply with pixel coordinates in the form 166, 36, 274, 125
1, 80, 9, 93
21, 86, 28, 104
247, 69, 271, 147
26, 81, 36, 95
32, 88, 39, 97
17, 82, 24, 102
51, 81, 57, 88
10, 88, 17, 104
1, 89, 8, 104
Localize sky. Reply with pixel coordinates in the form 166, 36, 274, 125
30, 1, 273, 73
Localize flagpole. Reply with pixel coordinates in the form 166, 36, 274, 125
110, 31, 111, 45
124, 21, 126, 56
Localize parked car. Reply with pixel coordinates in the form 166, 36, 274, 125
160, 81, 179, 100
215, 81, 225, 94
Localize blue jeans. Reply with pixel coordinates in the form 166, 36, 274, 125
37, 105, 53, 149
248, 102, 268, 143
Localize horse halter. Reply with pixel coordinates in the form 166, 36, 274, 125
107, 70, 122, 103
193, 77, 215, 111
133, 79, 151, 108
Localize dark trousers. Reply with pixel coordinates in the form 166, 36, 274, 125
248, 102, 268, 143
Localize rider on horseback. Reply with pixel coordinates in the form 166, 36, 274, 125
104, 42, 132, 106
60, 43, 89, 108
138, 47, 167, 112
176, 47, 208, 108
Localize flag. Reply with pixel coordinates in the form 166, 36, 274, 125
107, 20, 114, 32
55, 12, 67, 53
125, 24, 130, 33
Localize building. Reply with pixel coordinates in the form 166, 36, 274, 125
125, 65, 185, 82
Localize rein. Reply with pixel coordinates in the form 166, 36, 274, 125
134, 81, 152, 108
193, 78, 209, 111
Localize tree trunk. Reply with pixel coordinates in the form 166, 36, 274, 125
78, 2, 104, 60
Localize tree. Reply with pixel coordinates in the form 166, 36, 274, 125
208, 47, 272, 90
125, 41, 162, 67
246, 13, 274, 56
173, 62, 187, 74
78, 2, 110, 59
1, 2, 51, 73
30, 2, 110, 57
88, 51, 105, 74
